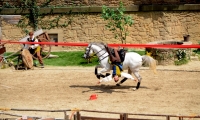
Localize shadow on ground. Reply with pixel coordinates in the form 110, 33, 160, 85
70, 85, 149, 93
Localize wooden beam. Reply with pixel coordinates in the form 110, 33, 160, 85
1, 4, 200, 15
140, 4, 200, 11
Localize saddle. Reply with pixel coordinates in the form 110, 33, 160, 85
109, 48, 126, 63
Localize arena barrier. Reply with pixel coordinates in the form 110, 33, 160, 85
1, 40, 200, 48
0, 108, 200, 120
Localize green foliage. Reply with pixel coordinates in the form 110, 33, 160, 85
193, 49, 200, 54
39, 51, 99, 67
101, 1, 133, 44
192, 41, 200, 60
174, 49, 189, 65
174, 58, 188, 66
176, 49, 186, 60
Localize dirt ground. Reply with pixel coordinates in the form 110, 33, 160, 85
0, 61, 200, 120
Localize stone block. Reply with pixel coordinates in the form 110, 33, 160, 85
82, 24, 92, 28
66, 30, 77, 38
103, 30, 113, 35
153, 29, 159, 36
188, 27, 199, 33
134, 36, 142, 41
165, 27, 171, 33
139, 32, 146, 36
125, 36, 133, 43
71, 26, 81, 30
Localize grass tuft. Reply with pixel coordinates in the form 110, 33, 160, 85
44, 51, 99, 66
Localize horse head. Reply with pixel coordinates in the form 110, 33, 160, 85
83, 42, 108, 61
83, 43, 94, 59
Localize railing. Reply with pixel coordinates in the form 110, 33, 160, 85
1, 108, 200, 120
75, 110, 200, 120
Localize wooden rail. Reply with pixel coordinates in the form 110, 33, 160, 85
75, 110, 200, 120
0, 108, 200, 120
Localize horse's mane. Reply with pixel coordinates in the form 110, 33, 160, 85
90, 42, 105, 49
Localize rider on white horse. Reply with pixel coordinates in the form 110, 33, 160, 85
105, 45, 123, 82
97, 45, 136, 84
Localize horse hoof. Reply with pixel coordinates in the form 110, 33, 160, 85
116, 84, 120, 86
106, 73, 110, 76
132, 88, 137, 91
96, 75, 100, 79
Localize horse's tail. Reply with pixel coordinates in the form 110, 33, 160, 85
142, 55, 157, 74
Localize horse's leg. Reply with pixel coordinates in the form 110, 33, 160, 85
99, 73, 111, 78
95, 65, 99, 78
116, 78, 128, 86
95, 65, 110, 79
116, 68, 132, 86
132, 71, 142, 90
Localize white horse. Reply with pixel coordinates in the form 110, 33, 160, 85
83, 42, 157, 90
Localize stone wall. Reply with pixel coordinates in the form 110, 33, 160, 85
1, 11, 200, 52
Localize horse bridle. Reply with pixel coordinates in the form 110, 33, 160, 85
86, 44, 108, 62
85, 44, 92, 59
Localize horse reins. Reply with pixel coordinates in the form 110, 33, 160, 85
87, 45, 109, 62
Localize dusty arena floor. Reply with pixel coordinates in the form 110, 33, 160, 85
0, 61, 200, 120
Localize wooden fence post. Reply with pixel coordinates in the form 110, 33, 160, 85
123, 113, 128, 120
120, 114, 123, 120
166, 116, 170, 120
76, 111, 81, 120
120, 113, 128, 120
73, 113, 76, 120
64, 111, 69, 120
